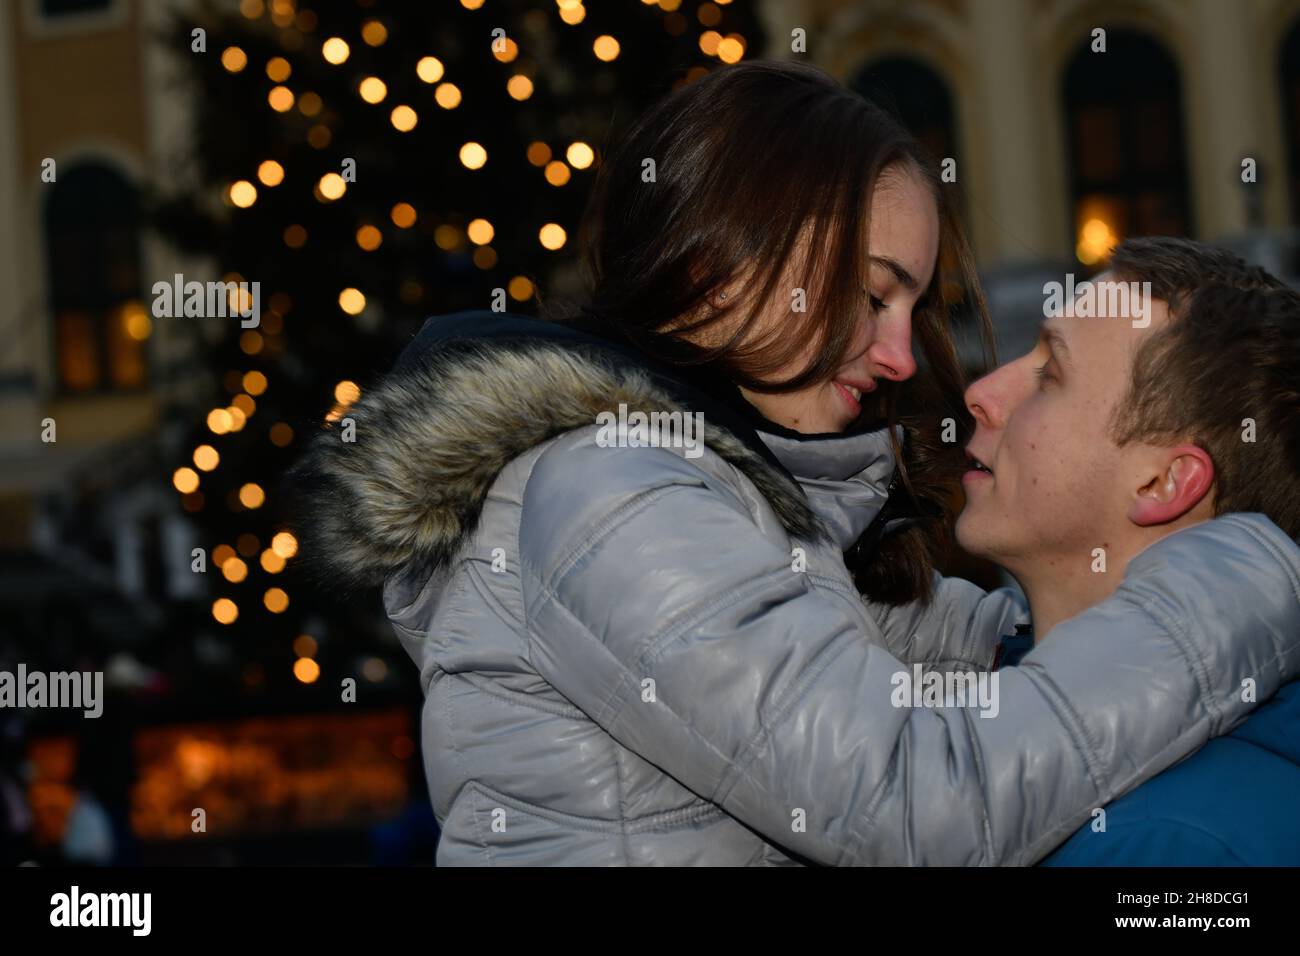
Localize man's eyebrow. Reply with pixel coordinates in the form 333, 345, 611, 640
1040, 323, 1073, 365
869, 256, 920, 292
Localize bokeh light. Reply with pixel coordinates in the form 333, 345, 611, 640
257, 160, 284, 186
239, 483, 266, 509
416, 56, 444, 83
221, 47, 248, 72
593, 36, 620, 61
271, 531, 299, 558
322, 37, 350, 64
434, 82, 462, 109
193, 445, 220, 472
338, 289, 366, 315
539, 223, 567, 250
172, 467, 199, 494
459, 142, 487, 169
359, 77, 387, 104
567, 142, 594, 169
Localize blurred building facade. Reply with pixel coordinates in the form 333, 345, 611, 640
765, 0, 1300, 354
0, 0, 209, 653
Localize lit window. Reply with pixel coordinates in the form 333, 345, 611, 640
1063, 31, 1191, 262
45, 163, 146, 392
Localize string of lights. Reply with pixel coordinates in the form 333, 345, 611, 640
166, 0, 751, 688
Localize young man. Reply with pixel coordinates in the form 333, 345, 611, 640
956, 236, 1300, 865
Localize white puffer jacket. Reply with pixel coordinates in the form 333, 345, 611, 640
296, 311, 1300, 865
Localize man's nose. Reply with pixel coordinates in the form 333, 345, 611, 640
965, 365, 1009, 429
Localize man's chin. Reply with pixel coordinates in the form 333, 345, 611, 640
954, 509, 996, 562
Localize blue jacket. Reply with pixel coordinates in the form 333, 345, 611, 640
996, 634, 1300, 866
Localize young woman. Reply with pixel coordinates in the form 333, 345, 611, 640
295, 61, 1300, 865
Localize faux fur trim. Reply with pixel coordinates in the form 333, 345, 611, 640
291, 339, 825, 589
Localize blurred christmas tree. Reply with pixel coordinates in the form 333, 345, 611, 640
150, 0, 767, 701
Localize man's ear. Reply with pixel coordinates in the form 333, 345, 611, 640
1128, 443, 1215, 526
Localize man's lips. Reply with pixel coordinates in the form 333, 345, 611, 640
963, 446, 994, 482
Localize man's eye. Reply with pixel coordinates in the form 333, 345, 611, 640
1034, 362, 1057, 387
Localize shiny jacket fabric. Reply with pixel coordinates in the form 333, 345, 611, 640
297, 311, 1300, 866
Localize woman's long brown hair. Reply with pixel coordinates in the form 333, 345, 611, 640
545, 60, 995, 605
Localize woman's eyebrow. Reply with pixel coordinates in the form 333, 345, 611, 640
869, 256, 919, 292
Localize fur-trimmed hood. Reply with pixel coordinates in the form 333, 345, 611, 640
291, 311, 832, 590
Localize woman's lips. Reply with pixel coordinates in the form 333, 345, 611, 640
832, 378, 874, 419
833, 381, 862, 418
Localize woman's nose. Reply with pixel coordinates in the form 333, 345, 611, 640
867, 322, 916, 382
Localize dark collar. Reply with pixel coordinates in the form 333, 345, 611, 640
992, 624, 1036, 670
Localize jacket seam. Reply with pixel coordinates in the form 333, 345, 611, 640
956, 704, 995, 863
545, 482, 702, 594
636, 568, 812, 675
959, 590, 979, 665
1229, 515, 1300, 607
870, 603, 909, 659
466, 780, 725, 834
442, 673, 471, 786
716, 623, 855, 800
1228, 518, 1300, 688
463, 559, 524, 634
712, 624, 870, 864
530, 484, 808, 726
467, 778, 494, 864
1124, 586, 1220, 733
529, 586, 750, 801
929, 657, 999, 671
804, 571, 855, 593
442, 675, 491, 863
459, 672, 587, 720
1014, 663, 1107, 795
613, 734, 631, 864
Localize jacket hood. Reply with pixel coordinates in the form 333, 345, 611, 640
291, 311, 832, 590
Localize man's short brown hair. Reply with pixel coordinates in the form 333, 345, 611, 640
1107, 236, 1300, 538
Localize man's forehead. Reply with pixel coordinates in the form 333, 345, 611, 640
1040, 299, 1171, 363
1044, 271, 1172, 328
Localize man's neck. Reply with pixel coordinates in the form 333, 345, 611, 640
1010, 537, 1142, 642
1015, 521, 1209, 642
1019, 569, 1115, 643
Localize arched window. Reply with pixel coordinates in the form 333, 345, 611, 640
1062, 30, 1191, 265
44, 162, 147, 391
1279, 19, 1300, 224
851, 56, 958, 169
